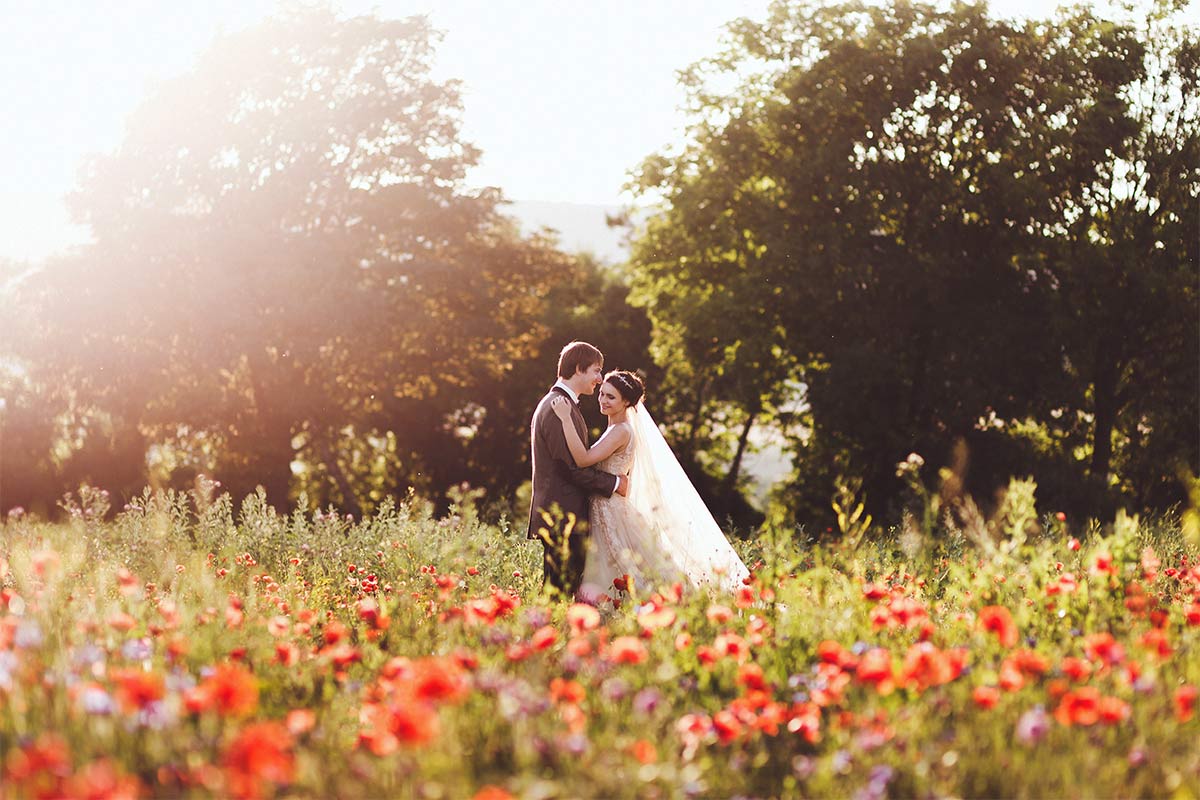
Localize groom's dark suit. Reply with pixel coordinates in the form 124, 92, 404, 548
528, 386, 618, 595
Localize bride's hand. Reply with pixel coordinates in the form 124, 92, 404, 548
551, 396, 572, 420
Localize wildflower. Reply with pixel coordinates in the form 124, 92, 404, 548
738, 663, 768, 692
411, 658, 468, 704
706, 604, 734, 624
630, 739, 657, 764
110, 668, 165, 713
712, 709, 744, 743
637, 601, 676, 631
473, 787, 516, 800
566, 603, 600, 634
978, 606, 1019, 649
1060, 657, 1092, 682
188, 662, 258, 717
1083, 633, 1126, 666
855, 649, 895, 695
609, 636, 648, 665
286, 709, 316, 735
633, 687, 662, 715
531, 625, 558, 651
973, 686, 1001, 709
1054, 687, 1102, 726
1175, 685, 1198, 722
1068, 537, 1080, 551
1139, 629, 1173, 661
549, 678, 586, 705
222, 722, 294, 800
1015, 705, 1050, 745
713, 632, 750, 664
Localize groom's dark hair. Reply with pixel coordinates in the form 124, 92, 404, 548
558, 341, 603, 379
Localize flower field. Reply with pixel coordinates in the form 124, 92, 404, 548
1, 482, 1198, 799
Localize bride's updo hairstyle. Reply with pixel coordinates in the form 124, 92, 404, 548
605, 370, 645, 407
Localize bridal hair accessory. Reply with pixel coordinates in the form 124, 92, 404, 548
605, 370, 645, 405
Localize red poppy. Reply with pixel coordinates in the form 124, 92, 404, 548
629, 739, 657, 764
712, 709, 744, 743
737, 663, 768, 692
637, 602, 676, 632
222, 722, 294, 800
1175, 685, 1198, 722
1060, 657, 1092, 682
549, 678, 586, 705
473, 787, 516, 800
1083, 633, 1126, 665
978, 606, 1019, 648
972, 686, 1001, 709
194, 662, 259, 717
1139, 629, 1173, 660
1054, 687, 1102, 726
110, 668, 165, 713
609, 636, 648, 665
411, 658, 467, 704
65, 758, 141, 800
787, 702, 822, 743
855, 648, 895, 694
566, 603, 600, 634
531, 625, 558, 651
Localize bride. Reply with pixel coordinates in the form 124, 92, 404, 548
550, 370, 750, 597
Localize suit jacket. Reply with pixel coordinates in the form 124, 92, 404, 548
527, 386, 617, 540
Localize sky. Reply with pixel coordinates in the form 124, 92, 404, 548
0, 0, 1130, 263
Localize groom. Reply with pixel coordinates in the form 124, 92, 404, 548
528, 341, 627, 597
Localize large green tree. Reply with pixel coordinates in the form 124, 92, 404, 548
628, 0, 1198, 524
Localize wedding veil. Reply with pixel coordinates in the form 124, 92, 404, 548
626, 402, 750, 592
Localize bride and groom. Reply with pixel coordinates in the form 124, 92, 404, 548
526, 341, 749, 600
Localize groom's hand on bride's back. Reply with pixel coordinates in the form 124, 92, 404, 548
615, 474, 629, 497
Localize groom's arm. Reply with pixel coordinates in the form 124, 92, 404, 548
538, 410, 619, 497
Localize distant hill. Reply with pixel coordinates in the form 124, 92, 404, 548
503, 200, 630, 264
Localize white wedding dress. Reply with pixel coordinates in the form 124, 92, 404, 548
580, 404, 750, 596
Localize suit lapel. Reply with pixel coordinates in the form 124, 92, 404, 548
550, 386, 589, 443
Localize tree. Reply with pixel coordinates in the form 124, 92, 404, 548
627, 0, 1197, 525
6, 8, 571, 513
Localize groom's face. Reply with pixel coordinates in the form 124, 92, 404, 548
577, 362, 604, 395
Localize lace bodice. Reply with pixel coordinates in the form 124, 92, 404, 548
595, 425, 634, 475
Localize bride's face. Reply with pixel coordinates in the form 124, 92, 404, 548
597, 382, 628, 416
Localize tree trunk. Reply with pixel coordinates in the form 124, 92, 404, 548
721, 411, 757, 495
1090, 348, 1119, 481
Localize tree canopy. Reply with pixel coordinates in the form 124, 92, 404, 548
626, 0, 1198, 523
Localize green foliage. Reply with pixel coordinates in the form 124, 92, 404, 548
626, 0, 1199, 527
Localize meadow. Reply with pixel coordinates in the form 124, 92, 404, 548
1, 477, 1197, 799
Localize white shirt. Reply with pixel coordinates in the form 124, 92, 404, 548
552, 379, 579, 404
550, 380, 620, 496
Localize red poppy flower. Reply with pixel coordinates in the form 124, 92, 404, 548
531, 625, 559, 651
110, 668, 165, 713
737, 663, 768, 692
1054, 687, 1101, 726
566, 603, 600, 634
855, 648, 895, 694
196, 663, 259, 717
609, 636, 648, 664
1175, 685, 1197, 722
972, 685, 1001, 709
549, 677, 586, 705
629, 739, 657, 764
1060, 657, 1092, 682
222, 722, 294, 799
978, 606, 1019, 648
411, 658, 467, 704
